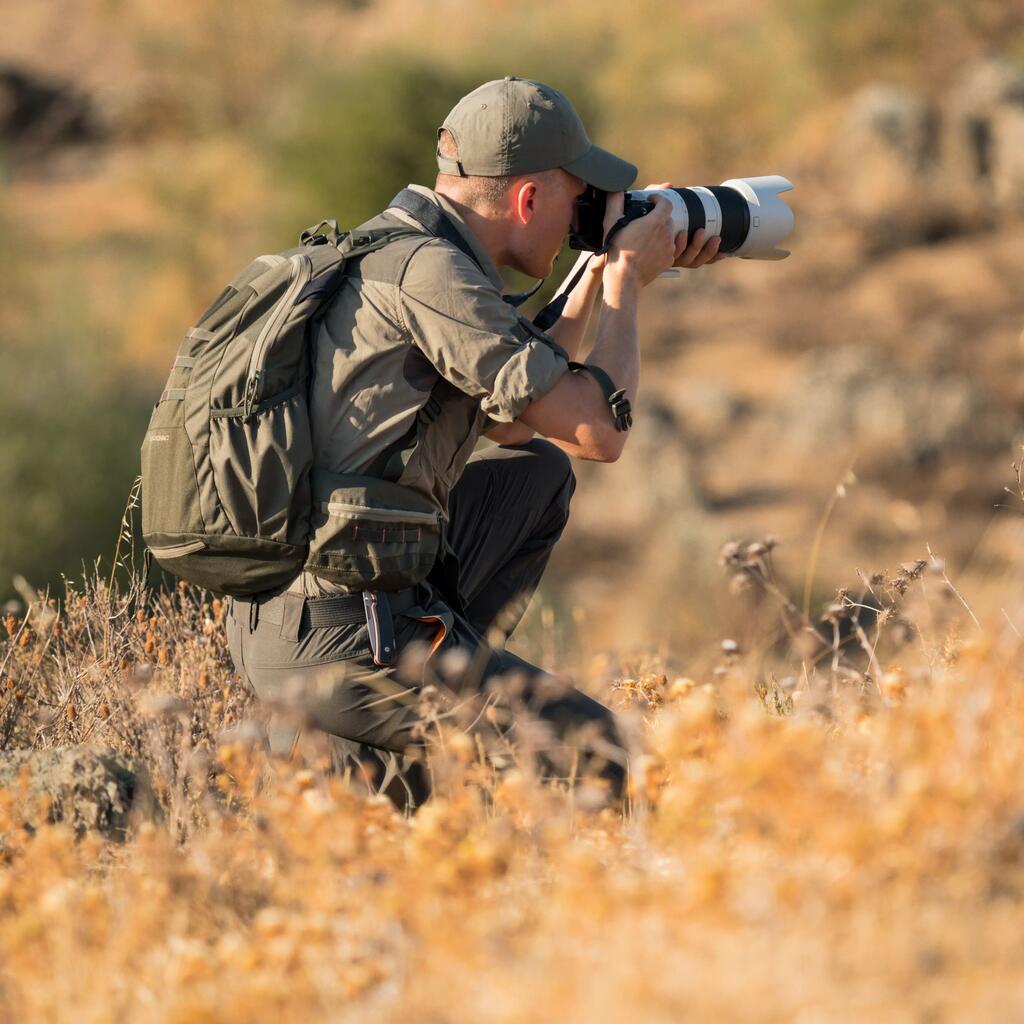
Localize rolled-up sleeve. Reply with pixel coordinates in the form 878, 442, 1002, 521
398, 240, 569, 422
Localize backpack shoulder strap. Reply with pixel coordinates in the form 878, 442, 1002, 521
385, 188, 548, 310
384, 188, 483, 272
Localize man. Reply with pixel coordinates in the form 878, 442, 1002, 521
225, 76, 722, 807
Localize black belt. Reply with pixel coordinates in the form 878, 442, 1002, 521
248, 587, 418, 629
237, 587, 419, 668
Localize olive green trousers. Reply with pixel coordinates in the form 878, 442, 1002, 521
226, 439, 626, 808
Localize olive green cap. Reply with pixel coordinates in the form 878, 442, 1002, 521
437, 76, 637, 192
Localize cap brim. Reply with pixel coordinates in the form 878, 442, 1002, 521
563, 144, 637, 192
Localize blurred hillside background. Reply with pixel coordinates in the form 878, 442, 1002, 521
3, 0, 1024, 665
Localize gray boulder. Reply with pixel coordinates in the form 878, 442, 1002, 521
943, 59, 1024, 213
835, 85, 952, 244
0, 747, 153, 839
777, 345, 1014, 468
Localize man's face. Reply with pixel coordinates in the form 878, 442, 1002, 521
512, 170, 588, 279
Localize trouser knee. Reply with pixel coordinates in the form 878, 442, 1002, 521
521, 437, 576, 522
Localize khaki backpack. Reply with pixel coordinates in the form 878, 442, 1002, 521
140, 218, 442, 597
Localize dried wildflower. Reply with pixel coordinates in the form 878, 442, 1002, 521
719, 540, 743, 567
611, 673, 666, 709
729, 573, 753, 596
821, 602, 847, 624
140, 693, 191, 718
880, 669, 908, 704
447, 731, 475, 765
892, 560, 928, 596
668, 677, 697, 700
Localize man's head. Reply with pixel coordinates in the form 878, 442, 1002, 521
434, 77, 637, 279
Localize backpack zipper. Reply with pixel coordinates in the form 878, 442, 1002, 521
244, 253, 312, 415
324, 501, 439, 525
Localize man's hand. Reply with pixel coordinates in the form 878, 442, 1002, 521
642, 181, 726, 270
602, 191, 677, 288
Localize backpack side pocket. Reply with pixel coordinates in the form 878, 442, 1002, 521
306, 474, 441, 591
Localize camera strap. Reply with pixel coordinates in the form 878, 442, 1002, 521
531, 214, 636, 330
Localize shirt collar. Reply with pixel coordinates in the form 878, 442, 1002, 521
394, 184, 505, 292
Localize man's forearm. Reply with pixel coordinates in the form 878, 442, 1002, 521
540, 270, 640, 464
581, 269, 640, 408
545, 253, 604, 361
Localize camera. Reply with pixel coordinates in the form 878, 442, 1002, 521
571, 176, 795, 260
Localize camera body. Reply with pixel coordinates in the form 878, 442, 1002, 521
571, 176, 794, 260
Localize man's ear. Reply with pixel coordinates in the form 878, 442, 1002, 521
513, 181, 538, 225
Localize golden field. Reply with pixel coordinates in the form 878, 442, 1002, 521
2, 536, 1024, 1020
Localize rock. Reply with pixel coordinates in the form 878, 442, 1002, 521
572, 397, 705, 536
942, 59, 1024, 213
0, 747, 154, 839
844, 84, 939, 175
836, 85, 944, 240
777, 345, 1015, 469
836, 64, 1024, 246
990, 104, 1024, 214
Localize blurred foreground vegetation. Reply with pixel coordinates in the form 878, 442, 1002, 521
2, 555, 1024, 1019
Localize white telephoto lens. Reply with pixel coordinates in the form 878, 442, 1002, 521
628, 176, 794, 261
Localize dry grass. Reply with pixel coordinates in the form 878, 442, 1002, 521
1, 539, 1023, 1022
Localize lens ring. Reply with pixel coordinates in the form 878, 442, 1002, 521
707, 186, 750, 253
672, 189, 706, 248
